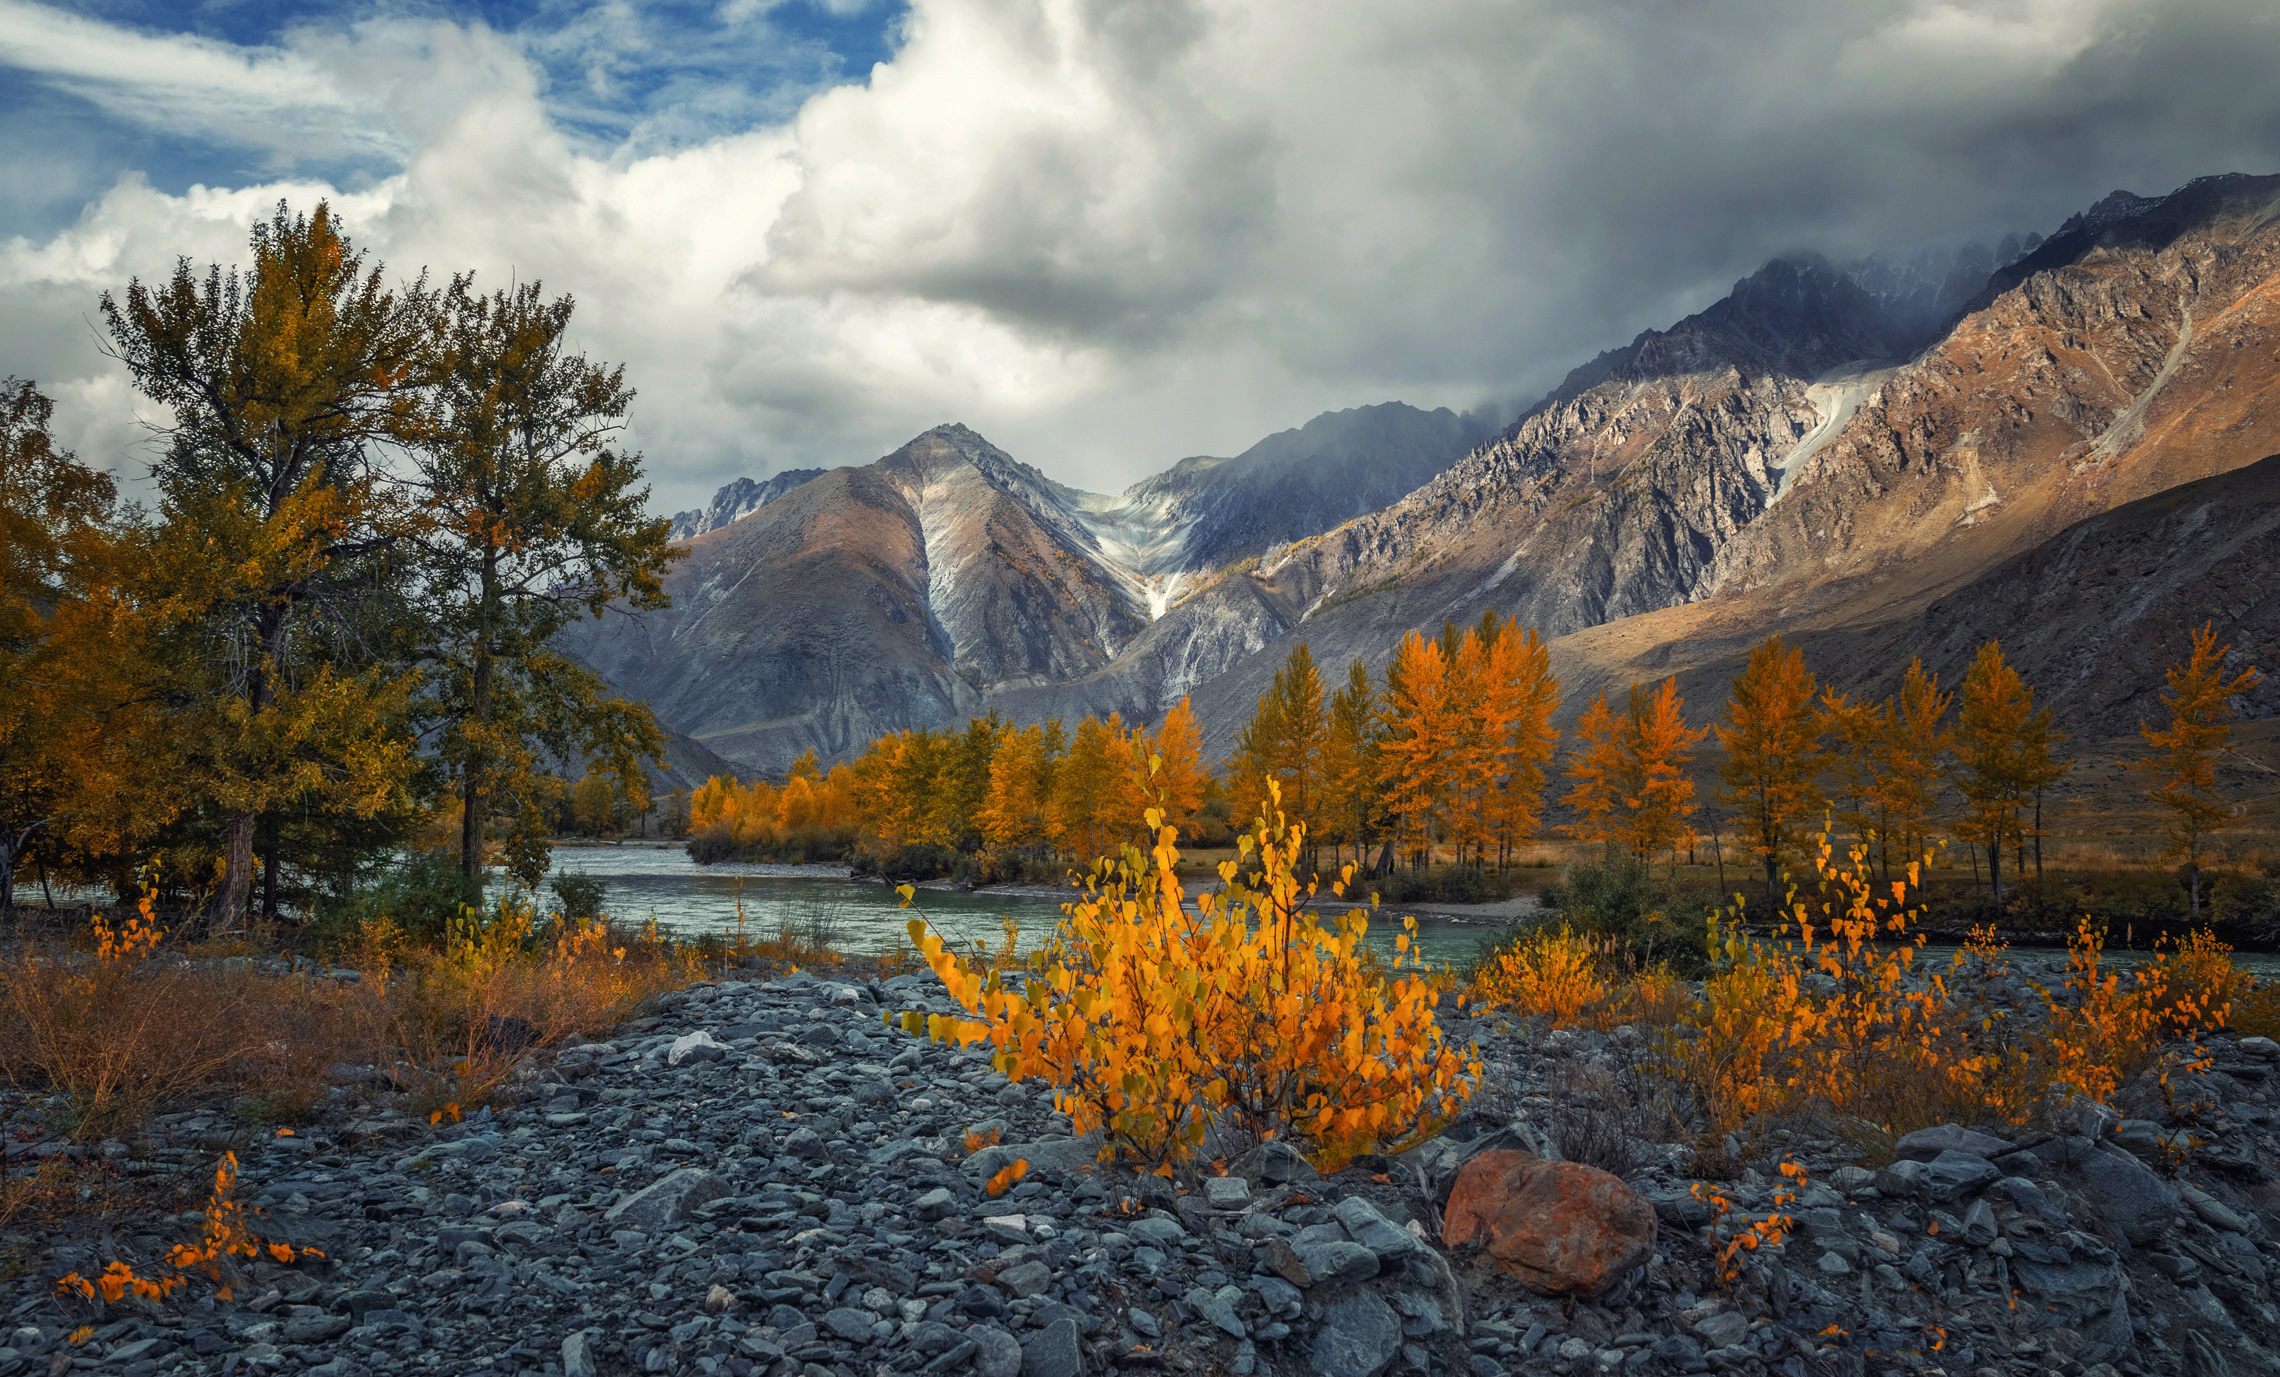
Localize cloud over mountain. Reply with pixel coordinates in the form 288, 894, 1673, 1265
2, 0, 2278, 509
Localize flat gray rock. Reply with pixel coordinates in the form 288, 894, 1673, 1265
602, 1168, 733, 1232
1311, 1289, 1401, 1377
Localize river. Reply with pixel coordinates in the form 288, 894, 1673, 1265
539, 843, 1516, 969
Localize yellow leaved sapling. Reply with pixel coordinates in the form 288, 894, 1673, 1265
894, 777, 1481, 1173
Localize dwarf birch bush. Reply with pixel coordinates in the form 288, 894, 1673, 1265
901, 781, 1480, 1173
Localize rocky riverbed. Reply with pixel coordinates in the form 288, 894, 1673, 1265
7, 960, 2280, 1377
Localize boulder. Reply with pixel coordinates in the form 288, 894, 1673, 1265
1310, 1290, 1402, 1377
2012, 1259, 2133, 1364
1921, 1149, 2001, 1202
1440, 1149, 1655, 1296
2073, 1144, 2179, 1245
667, 1031, 728, 1066
1894, 1124, 2014, 1162
603, 1168, 732, 1232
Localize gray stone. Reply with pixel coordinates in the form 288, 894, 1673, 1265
1964, 1198, 1998, 1246
1311, 1290, 1402, 1377
1333, 1196, 1421, 1259
562, 1331, 600, 1377
1873, 1157, 1929, 1198
1189, 1285, 1246, 1338
2012, 1260, 2133, 1363
667, 1031, 728, 1066
967, 1131, 1107, 1180
914, 1186, 958, 1221
1295, 1239, 1380, 1286
1895, 1125, 2015, 1162
1023, 1317, 1083, 1377
1994, 1176, 2071, 1228
1127, 1216, 1187, 1247
1203, 1175, 1253, 1209
1692, 1312, 1749, 1350
1921, 1149, 2001, 1202
281, 1314, 352, 1344
2183, 1185, 2252, 1234
782, 1126, 826, 1159
822, 1306, 877, 1342
971, 1324, 1023, 1377
603, 1168, 733, 1232
998, 1260, 1053, 1299
2074, 1144, 2179, 1245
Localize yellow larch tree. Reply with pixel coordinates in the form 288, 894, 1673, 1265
2135, 622, 2262, 918
1717, 635, 1826, 908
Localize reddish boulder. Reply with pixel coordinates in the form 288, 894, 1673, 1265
1441, 1149, 1656, 1296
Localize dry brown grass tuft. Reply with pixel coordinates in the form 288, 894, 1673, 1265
0, 890, 696, 1141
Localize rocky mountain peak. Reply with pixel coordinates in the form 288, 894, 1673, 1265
667, 469, 826, 541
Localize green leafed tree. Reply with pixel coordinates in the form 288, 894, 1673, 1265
402, 278, 681, 887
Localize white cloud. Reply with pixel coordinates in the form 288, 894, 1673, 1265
2, 0, 2278, 510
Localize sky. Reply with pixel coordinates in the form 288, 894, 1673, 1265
4, 0, 2280, 514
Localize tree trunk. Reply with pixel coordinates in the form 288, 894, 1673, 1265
1988, 831, 2004, 908
462, 777, 486, 884
1372, 836, 1395, 878
217, 810, 256, 931
1711, 818, 1726, 894
260, 814, 281, 919
2033, 791, 2045, 882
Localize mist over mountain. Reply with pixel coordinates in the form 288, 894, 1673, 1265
580, 173, 2280, 775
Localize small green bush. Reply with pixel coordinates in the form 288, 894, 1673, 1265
315, 850, 480, 946
550, 874, 608, 920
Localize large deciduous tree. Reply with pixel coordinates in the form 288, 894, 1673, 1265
404, 279, 680, 887
104, 202, 432, 929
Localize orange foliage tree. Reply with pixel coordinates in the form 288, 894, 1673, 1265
1565, 677, 1702, 867
1379, 631, 1454, 869
2135, 622, 2263, 918
1716, 636, 1825, 906
1953, 642, 2064, 904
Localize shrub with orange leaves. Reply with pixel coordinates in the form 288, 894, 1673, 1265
1693, 1159, 1807, 1288
899, 779, 1481, 1173
54, 1151, 318, 1309
985, 1159, 1030, 1198
1668, 837, 2054, 1145
1470, 926, 1609, 1026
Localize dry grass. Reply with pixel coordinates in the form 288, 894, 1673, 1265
0, 890, 695, 1141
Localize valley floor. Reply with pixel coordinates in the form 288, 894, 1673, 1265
8, 957, 2280, 1377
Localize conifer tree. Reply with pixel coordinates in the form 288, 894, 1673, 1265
0, 380, 175, 906
1484, 619, 1560, 870
1271, 643, 1328, 854
1953, 641, 2060, 907
980, 723, 1052, 853
1880, 658, 1953, 883
1717, 635, 1825, 907
1144, 696, 1207, 837
1321, 661, 1380, 870
1379, 631, 1454, 870
405, 277, 679, 886
2135, 623, 2262, 918
1625, 677, 1704, 867
1562, 691, 1631, 851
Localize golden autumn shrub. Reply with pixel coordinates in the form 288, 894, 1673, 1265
1666, 839, 2055, 1145
1662, 835, 2251, 1152
900, 781, 1480, 1172
1470, 926, 1609, 1026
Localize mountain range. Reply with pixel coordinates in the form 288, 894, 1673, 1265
573, 173, 2280, 777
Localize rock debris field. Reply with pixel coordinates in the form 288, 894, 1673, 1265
9, 961, 2280, 1377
